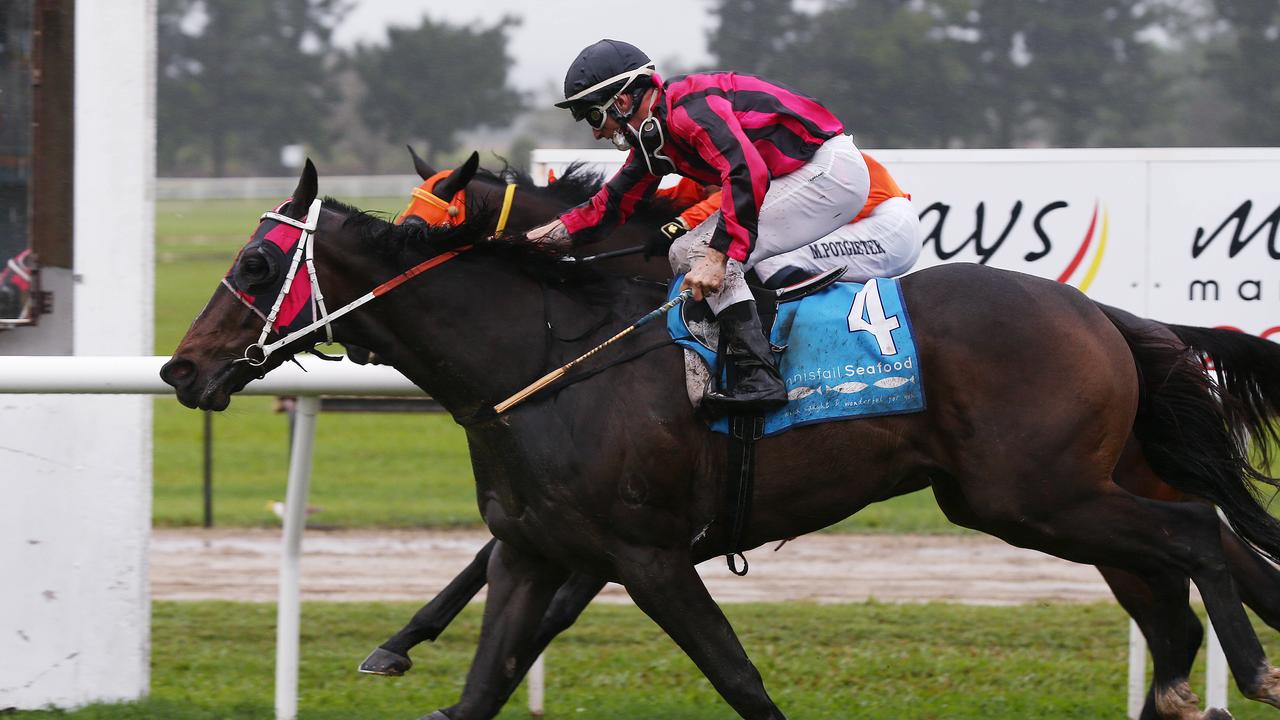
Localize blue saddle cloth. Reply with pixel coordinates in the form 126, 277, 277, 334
667, 276, 926, 436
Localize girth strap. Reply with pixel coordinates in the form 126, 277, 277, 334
725, 413, 765, 576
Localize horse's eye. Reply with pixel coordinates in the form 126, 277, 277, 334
235, 248, 279, 292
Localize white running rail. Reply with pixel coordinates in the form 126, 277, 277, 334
0, 356, 546, 720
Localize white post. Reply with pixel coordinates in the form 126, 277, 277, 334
1205, 620, 1229, 711
275, 395, 320, 720
527, 653, 545, 716
1128, 620, 1146, 719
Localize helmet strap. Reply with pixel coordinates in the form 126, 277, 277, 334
629, 90, 675, 176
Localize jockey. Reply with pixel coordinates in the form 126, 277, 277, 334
528, 39, 871, 414
659, 153, 922, 288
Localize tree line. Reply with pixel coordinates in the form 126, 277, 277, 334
157, 0, 1280, 177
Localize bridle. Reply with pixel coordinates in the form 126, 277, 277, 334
230, 182, 521, 367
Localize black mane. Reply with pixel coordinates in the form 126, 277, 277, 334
473, 160, 605, 209
328, 160, 680, 287
473, 160, 680, 232
327, 197, 601, 288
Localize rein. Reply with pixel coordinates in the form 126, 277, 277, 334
234, 183, 523, 366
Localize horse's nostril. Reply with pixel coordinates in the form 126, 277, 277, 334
160, 358, 195, 387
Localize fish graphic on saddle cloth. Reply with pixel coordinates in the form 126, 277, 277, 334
667, 274, 925, 436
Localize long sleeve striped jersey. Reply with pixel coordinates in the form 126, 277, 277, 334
560, 72, 845, 262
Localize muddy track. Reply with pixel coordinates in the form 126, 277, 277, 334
151, 528, 1113, 605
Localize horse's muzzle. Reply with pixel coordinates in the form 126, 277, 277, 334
160, 356, 227, 410
159, 356, 195, 390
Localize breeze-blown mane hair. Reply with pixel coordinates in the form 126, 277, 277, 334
328, 160, 679, 287
471, 160, 680, 238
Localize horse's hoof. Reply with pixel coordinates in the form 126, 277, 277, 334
357, 647, 412, 676
1203, 709, 1233, 720
418, 712, 451, 720
1247, 664, 1280, 707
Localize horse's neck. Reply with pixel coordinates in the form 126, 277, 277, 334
475, 177, 565, 232
367, 260, 662, 424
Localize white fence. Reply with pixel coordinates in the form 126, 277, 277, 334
157, 174, 422, 201
0, 357, 546, 720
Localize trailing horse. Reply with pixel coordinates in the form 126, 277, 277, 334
162, 161, 1280, 720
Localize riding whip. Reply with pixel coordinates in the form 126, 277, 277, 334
559, 245, 647, 263
494, 289, 693, 414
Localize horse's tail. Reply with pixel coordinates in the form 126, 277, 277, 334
1164, 323, 1280, 467
1100, 308, 1280, 565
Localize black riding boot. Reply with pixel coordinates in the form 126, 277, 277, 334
704, 300, 787, 415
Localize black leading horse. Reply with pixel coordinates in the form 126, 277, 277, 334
162, 161, 1280, 720
367, 153, 1280, 720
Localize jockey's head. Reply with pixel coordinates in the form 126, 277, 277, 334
556, 39, 658, 152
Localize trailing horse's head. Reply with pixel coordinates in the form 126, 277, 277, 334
396, 150, 479, 227
161, 160, 339, 410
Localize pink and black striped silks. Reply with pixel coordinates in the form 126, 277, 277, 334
560, 72, 844, 262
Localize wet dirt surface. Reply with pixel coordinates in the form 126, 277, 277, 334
151, 528, 1113, 605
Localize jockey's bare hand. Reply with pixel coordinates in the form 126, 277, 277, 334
681, 247, 727, 301
526, 219, 571, 249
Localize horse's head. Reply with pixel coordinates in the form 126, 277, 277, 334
160, 157, 553, 413
397, 147, 609, 235
160, 159, 365, 409
395, 149, 480, 228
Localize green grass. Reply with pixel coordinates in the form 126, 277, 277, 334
14, 600, 1278, 719
152, 197, 958, 532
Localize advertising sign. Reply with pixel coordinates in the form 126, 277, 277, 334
531, 148, 1280, 339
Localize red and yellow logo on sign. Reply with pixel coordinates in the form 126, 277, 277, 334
1056, 201, 1108, 293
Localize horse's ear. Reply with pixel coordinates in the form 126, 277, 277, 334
407, 145, 435, 180
432, 151, 480, 200
289, 158, 319, 219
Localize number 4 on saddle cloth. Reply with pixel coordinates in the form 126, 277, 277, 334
666, 274, 926, 436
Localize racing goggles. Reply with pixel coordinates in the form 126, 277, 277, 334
565, 64, 655, 129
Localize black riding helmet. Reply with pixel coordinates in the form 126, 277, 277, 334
555, 39, 655, 128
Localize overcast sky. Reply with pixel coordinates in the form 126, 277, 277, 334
333, 0, 718, 99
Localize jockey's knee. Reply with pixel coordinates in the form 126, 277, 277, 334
668, 231, 705, 275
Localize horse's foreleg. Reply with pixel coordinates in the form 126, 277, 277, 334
446, 572, 607, 712
360, 538, 497, 676
426, 542, 569, 720
616, 546, 786, 720
531, 572, 607, 648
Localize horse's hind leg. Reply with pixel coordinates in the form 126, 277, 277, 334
361, 538, 498, 676
616, 545, 785, 720
424, 542, 569, 720
1222, 524, 1280, 632
1096, 567, 1231, 720
937, 480, 1277, 715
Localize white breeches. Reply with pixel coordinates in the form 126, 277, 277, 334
668, 133, 870, 313
752, 196, 922, 287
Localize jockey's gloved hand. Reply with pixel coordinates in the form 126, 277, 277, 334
527, 219, 571, 249
646, 218, 689, 259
